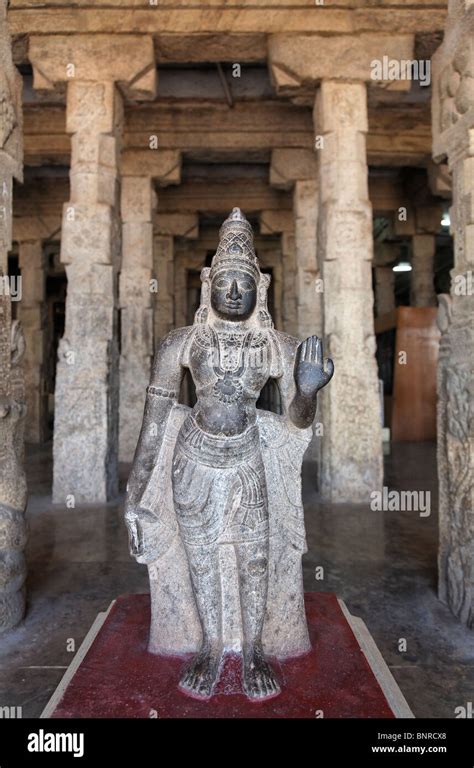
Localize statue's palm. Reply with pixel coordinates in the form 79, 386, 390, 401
294, 335, 334, 397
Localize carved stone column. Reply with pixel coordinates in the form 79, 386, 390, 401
0, 0, 27, 631
13, 216, 61, 445
411, 234, 436, 307
280, 231, 298, 338
18, 240, 48, 443
119, 176, 156, 463
29, 35, 156, 502
153, 212, 198, 343
432, 1, 474, 627
375, 266, 396, 316
314, 81, 383, 502
270, 149, 322, 338
118, 151, 181, 463
153, 234, 175, 341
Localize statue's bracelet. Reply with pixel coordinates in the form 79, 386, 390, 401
147, 385, 178, 400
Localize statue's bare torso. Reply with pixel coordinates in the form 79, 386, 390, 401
185, 325, 276, 436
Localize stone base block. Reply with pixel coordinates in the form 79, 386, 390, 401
41, 593, 413, 719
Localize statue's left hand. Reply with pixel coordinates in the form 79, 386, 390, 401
294, 335, 334, 398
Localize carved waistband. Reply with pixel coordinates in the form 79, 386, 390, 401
176, 415, 260, 468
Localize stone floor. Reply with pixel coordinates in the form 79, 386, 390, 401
0, 441, 472, 718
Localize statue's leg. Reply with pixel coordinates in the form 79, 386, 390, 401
179, 542, 223, 698
235, 539, 280, 699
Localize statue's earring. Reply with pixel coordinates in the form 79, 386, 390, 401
195, 267, 211, 324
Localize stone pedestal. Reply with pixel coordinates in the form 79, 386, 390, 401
432, 1, 474, 628
18, 240, 48, 443
411, 234, 436, 307
314, 81, 383, 502
40, 593, 413, 719
119, 176, 156, 463
375, 266, 395, 316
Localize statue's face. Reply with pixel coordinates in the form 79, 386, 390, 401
210, 268, 257, 321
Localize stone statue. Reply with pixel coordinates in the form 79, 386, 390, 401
125, 209, 334, 700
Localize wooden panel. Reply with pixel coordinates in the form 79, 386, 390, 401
391, 306, 440, 441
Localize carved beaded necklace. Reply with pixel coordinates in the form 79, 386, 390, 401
209, 327, 254, 404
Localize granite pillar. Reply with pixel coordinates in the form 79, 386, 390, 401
375, 266, 396, 316
432, 0, 474, 628
28, 34, 157, 503
153, 234, 175, 342
314, 80, 383, 502
411, 234, 436, 307
52, 80, 123, 503
294, 179, 323, 338
0, 0, 27, 631
18, 240, 48, 443
280, 231, 298, 337
119, 176, 156, 463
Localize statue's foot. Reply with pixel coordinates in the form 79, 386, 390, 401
179, 646, 222, 700
243, 645, 281, 700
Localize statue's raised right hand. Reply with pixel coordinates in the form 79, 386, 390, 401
294, 335, 334, 399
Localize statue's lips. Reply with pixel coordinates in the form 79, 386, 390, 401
224, 301, 242, 310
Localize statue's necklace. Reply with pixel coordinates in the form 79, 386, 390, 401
210, 328, 253, 404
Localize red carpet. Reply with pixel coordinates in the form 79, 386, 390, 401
51, 593, 395, 718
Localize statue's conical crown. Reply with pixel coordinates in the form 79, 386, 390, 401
210, 208, 260, 280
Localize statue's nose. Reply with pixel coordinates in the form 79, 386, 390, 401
228, 279, 241, 300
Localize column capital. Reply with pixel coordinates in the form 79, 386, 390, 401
269, 149, 317, 191
29, 34, 157, 100
314, 80, 369, 134
13, 214, 61, 244
121, 149, 181, 186
260, 209, 294, 235
269, 33, 414, 98
431, 5, 474, 164
154, 212, 198, 239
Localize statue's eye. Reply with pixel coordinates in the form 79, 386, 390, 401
214, 278, 229, 290
240, 280, 255, 292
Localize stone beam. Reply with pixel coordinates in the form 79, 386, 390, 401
259, 210, 293, 235
121, 149, 181, 186
29, 34, 157, 100
9, 5, 448, 36
154, 212, 199, 239
427, 161, 452, 199
269, 34, 415, 96
22, 102, 433, 168
157, 180, 292, 214
12, 213, 61, 243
